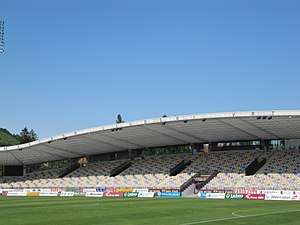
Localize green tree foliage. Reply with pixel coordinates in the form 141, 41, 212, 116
0, 127, 38, 147
17, 127, 38, 144
0, 128, 20, 147
116, 114, 124, 124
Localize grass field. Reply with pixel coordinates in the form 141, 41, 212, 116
1, 197, 300, 225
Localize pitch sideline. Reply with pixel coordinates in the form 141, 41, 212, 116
179, 209, 300, 225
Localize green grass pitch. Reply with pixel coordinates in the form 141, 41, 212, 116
1, 197, 300, 225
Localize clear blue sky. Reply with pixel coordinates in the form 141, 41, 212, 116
1, 0, 300, 138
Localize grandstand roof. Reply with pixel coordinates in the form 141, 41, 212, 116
1, 110, 300, 165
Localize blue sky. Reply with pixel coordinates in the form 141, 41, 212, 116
1, 0, 300, 138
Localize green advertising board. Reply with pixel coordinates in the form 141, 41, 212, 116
225, 193, 244, 199
124, 192, 139, 198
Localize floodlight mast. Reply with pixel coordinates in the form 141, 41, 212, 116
0, 20, 4, 54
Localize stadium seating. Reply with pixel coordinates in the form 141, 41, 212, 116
0, 168, 63, 188
204, 150, 300, 190
1, 149, 300, 191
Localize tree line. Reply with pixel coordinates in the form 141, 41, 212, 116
0, 127, 38, 147
1, 114, 124, 147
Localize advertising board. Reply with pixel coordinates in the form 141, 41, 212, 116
149, 189, 161, 193
116, 188, 133, 193
96, 187, 106, 192
245, 194, 265, 200
38, 189, 52, 193
39, 192, 58, 197
157, 192, 181, 198
85, 192, 104, 198
51, 188, 64, 193
60, 192, 75, 197
105, 187, 116, 193
198, 192, 206, 199
4, 189, 24, 193
7, 192, 27, 197
225, 193, 244, 199
205, 192, 225, 199
82, 188, 97, 193
27, 192, 40, 197
133, 188, 149, 193
234, 188, 257, 195
138, 192, 155, 198
123, 192, 138, 198
104, 192, 123, 197
265, 193, 300, 201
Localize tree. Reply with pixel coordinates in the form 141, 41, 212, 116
116, 114, 124, 124
17, 127, 38, 144
0, 128, 20, 147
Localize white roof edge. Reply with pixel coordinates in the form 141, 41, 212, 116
1, 109, 299, 152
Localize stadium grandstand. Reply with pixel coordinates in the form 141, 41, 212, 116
1, 110, 300, 196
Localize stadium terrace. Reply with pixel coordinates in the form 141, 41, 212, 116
1, 110, 300, 201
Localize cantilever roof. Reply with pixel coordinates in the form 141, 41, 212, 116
1, 110, 300, 165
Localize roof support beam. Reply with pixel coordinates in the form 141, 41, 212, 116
82, 135, 127, 151
43, 144, 82, 157
101, 133, 146, 149
218, 119, 262, 140
142, 125, 190, 144
9, 151, 23, 165
163, 125, 209, 143
32, 148, 67, 160
239, 118, 282, 139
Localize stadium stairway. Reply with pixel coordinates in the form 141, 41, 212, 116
181, 183, 196, 197
245, 157, 267, 176
169, 159, 192, 176
110, 161, 132, 177
59, 163, 80, 178
180, 171, 218, 194
245, 153, 268, 176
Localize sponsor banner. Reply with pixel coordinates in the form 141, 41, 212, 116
205, 193, 225, 199
27, 192, 40, 197
258, 190, 282, 195
157, 192, 181, 198
51, 188, 64, 193
82, 188, 97, 193
7, 192, 27, 197
133, 188, 148, 193
258, 190, 300, 196
39, 189, 52, 193
4, 189, 24, 193
234, 188, 258, 195
201, 189, 232, 194
105, 187, 116, 193
104, 192, 123, 197
225, 193, 244, 200
60, 192, 75, 197
149, 189, 161, 193
65, 187, 80, 193
138, 192, 155, 198
40, 192, 58, 197
265, 193, 300, 201
85, 192, 104, 198
25, 189, 49, 193
123, 192, 138, 198
96, 187, 106, 192
198, 192, 206, 199
162, 189, 179, 193
23, 189, 35, 193
116, 188, 133, 193
245, 194, 265, 200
